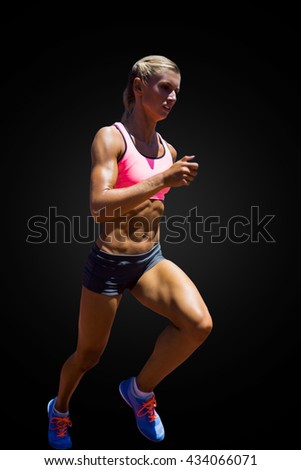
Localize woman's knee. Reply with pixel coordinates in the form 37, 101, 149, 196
198, 310, 213, 337
75, 348, 104, 372
184, 307, 213, 343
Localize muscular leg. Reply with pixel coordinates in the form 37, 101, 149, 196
130, 260, 213, 393
55, 286, 121, 412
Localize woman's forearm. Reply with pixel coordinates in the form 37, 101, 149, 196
90, 173, 166, 222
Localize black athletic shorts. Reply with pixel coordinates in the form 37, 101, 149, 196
82, 242, 165, 296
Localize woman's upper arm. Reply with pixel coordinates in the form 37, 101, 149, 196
89, 126, 123, 211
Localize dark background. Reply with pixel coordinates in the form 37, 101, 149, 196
2, 11, 299, 451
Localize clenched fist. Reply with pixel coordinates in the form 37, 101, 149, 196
163, 156, 199, 187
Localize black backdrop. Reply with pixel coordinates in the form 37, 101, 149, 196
2, 12, 299, 451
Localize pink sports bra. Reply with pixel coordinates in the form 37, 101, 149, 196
113, 122, 173, 201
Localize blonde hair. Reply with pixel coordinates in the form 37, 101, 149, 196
122, 55, 180, 121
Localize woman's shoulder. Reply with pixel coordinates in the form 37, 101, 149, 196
91, 123, 125, 157
92, 123, 124, 146
164, 139, 177, 162
157, 130, 177, 162
93, 122, 123, 140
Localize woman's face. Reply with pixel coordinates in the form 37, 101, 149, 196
139, 70, 181, 121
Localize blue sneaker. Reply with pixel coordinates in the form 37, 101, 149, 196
47, 398, 72, 449
119, 377, 165, 442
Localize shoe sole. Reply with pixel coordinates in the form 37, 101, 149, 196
119, 382, 165, 442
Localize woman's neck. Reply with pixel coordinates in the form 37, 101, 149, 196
123, 112, 157, 144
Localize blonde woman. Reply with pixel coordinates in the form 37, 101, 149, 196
47, 55, 213, 449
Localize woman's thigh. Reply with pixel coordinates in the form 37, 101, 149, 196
130, 259, 210, 328
76, 286, 122, 353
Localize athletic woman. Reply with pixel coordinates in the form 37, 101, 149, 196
47, 55, 213, 449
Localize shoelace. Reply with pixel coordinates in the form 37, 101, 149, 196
137, 396, 157, 422
50, 416, 72, 437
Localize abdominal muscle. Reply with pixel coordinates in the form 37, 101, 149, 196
96, 199, 165, 254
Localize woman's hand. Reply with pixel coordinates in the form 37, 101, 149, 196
163, 155, 199, 187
